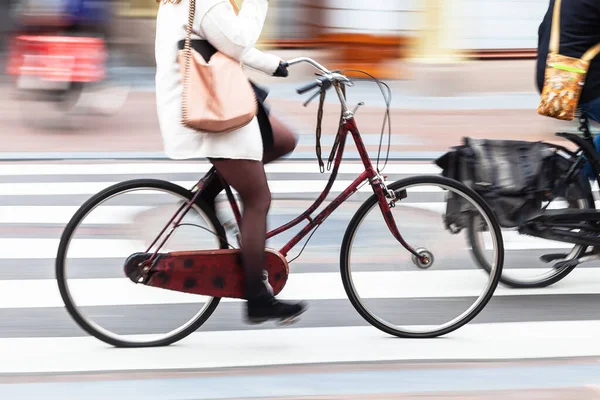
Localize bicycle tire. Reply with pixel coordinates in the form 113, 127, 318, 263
55, 179, 227, 348
467, 173, 595, 289
340, 175, 504, 338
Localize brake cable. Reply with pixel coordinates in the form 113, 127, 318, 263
339, 69, 393, 174
315, 87, 327, 173
302, 70, 392, 175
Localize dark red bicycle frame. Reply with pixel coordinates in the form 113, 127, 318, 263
143, 107, 422, 264
217, 115, 422, 260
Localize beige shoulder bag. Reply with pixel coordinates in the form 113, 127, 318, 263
179, 0, 257, 133
538, 0, 600, 121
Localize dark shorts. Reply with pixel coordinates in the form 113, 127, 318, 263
250, 81, 274, 150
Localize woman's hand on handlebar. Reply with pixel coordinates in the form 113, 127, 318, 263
272, 61, 289, 78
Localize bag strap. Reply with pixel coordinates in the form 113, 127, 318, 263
582, 43, 600, 62
549, 0, 562, 54
230, 0, 241, 14
180, 0, 196, 126
550, 0, 600, 61
183, 0, 195, 58
184, 0, 239, 63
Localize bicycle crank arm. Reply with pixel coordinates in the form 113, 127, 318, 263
539, 252, 574, 263
553, 250, 600, 270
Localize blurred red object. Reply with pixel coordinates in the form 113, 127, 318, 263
6, 35, 107, 83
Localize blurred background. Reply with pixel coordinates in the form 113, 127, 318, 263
3, 2, 600, 399
0, 0, 572, 154
0, 0, 545, 83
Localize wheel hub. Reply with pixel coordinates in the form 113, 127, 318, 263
411, 247, 435, 270
123, 252, 154, 283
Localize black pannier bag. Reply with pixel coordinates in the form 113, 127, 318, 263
435, 137, 576, 231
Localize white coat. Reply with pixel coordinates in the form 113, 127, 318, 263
154, 0, 280, 161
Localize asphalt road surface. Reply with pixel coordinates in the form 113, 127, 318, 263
1, 159, 600, 399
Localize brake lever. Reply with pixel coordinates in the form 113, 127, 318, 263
303, 88, 322, 107
303, 78, 334, 107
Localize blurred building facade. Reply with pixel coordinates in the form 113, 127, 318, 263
0, 1, 17, 52
109, 0, 550, 73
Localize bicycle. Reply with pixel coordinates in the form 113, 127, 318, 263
7, 34, 129, 130
455, 112, 598, 288
55, 57, 505, 348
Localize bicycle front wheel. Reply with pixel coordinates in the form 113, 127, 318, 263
340, 175, 504, 338
56, 179, 227, 348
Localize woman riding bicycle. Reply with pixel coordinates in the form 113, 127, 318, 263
154, 0, 307, 324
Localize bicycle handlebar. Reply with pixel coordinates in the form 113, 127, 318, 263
295, 76, 334, 95
282, 57, 393, 176
284, 57, 352, 103
296, 79, 322, 95
283, 57, 331, 75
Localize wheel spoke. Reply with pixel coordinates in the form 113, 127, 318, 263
340, 176, 504, 338
56, 180, 225, 347
469, 190, 592, 288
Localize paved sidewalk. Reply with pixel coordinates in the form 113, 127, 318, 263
1, 358, 599, 399
238, 388, 600, 400
3, 55, 591, 161
0, 84, 587, 161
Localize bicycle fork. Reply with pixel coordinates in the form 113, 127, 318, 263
370, 172, 431, 265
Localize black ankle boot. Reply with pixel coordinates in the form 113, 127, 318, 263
246, 296, 308, 325
245, 273, 308, 325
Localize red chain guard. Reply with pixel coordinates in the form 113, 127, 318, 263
142, 249, 289, 299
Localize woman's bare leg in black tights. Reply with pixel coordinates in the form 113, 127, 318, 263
199, 114, 297, 212
208, 156, 306, 322
208, 158, 271, 299
262, 115, 298, 164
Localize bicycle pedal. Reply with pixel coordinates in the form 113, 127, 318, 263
540, 253, 569, 263
277, 306, 307, 327
277, 315, 301, 327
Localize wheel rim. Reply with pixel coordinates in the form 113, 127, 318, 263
344, 180, 501, 336
58, 185, 222, 345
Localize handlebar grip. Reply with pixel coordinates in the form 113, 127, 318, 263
296, 79, 322, 95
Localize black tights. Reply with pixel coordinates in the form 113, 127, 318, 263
203, 115, 297, 299
208, 158, 272, 299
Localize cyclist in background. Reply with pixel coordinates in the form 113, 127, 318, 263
11, 0, 112, 37
536, 0, 600, 179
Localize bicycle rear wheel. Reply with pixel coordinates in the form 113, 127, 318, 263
55, 179, 227, 348
340, 175, 504, 338
467, 172, 594, 288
